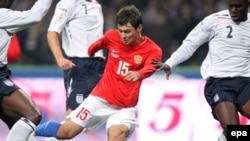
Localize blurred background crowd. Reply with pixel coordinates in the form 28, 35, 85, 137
10, 0, 228, 66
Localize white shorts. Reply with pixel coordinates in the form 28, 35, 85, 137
68, 95, 138, 137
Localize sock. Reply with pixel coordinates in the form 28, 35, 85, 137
218, 132, 227, 141
44, 121, 64, 141
35, 120, 61, 137
44, 137, 64, 141
27, 132, 38, 141
7, 117, 36, 141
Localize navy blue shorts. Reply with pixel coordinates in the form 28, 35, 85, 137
0, 66, 22, 124
204, 77, 250, 119
0, 66, 20, 103
64, 57, 106, 110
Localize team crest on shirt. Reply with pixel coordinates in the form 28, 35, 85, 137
76, 94, 84, 104
4, 80, 14, 86
134, 55, 142, 64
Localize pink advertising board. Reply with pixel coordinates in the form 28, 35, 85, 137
1, 76, 249, 141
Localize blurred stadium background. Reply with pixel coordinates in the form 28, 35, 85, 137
9, 0, 229, 65
2, 0, 250, 141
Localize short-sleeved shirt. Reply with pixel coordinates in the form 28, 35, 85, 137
48, 0, 104, 58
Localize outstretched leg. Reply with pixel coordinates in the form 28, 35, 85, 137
2, 89, 41, 141
217, 132, 227, 141
240, 100, 250, 119
35, 119, 82, 139
214, 102, 239, 140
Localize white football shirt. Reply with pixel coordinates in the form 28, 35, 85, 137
48, 0, 104, 58
165, 10, 250, 79
0, 0, 52, 67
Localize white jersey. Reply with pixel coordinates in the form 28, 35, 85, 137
48, 0, 104, 58
0, 0, 52, 67
165, 10, 250, 79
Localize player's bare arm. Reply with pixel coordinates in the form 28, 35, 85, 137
151, 59, 171, 80
47, 31, 75, 70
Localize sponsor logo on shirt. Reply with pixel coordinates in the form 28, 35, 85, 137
111, 49, 119, 58
112, 49, 119, 53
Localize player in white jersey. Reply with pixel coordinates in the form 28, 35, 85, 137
152, 0, 250, 141
0, 0, 52, 141
45, 0, 105, 140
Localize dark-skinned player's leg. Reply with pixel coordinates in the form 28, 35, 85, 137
2, 89, 41, 141
214, 102, 239, 137
239, 81, 250, 118
240, 100, 250, 119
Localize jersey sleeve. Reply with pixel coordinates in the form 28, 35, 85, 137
88, 30, 114, 56
88, 36, 107, 56
137, 47, 162, 79
0, 0, 52, 33
165, 15, 215, 68
48, 0, 76, 33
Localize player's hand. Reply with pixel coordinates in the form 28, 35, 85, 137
125, 71, 140, 81
151, 59, 171, 80
57, 58, 76, 70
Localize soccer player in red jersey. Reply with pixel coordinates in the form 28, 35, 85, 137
35, 5, 162, 141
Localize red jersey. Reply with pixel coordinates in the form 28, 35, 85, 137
88, 29, 162, 108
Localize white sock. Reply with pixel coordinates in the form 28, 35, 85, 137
27, 132, 38, 141
7, 117, 36, 141
218, 132, 227, 141
44, 137, 63, 141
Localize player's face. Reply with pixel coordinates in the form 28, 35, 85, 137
117, 23, 142, 46
228, 0, 249, 22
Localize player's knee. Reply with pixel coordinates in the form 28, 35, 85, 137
25, 109, 42, 125
240, 100, 250, 118
108, 125, 129, 141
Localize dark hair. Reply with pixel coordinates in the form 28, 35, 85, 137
116, 5, 142, 29
4, 0, 15, 8
228, 0, 250, 4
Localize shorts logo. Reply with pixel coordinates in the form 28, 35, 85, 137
76, 94, 84, 104
213, 93, 219, 102
4, 80, 13, 86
